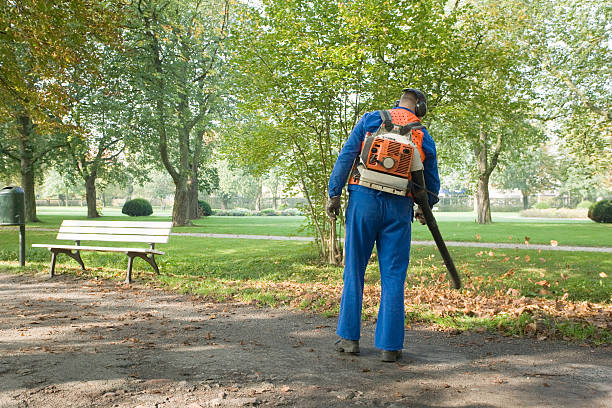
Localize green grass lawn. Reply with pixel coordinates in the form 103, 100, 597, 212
1, 226, 610, 345
22, 207, 612, 247
3, 229, 609, 302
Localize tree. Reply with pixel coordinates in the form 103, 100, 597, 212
127, 0, 228, 226
59, 46, 143, 218
431, 1, 540, 223
0, 0, 123, 222
520, 0, 611, 179
492, 144, 556, 209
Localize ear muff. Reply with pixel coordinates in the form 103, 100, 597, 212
402, 88, 427, 118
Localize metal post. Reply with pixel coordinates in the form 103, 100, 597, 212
19, 224, 25, 267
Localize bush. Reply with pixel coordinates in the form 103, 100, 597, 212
279, 208, 302, 216
230, 208, 251, 216
197, 200, 213, 217
534, 202, 551, 209
122, 198, 153, 217
519, 208, 588, 219
260, 208, 277, 216
588, 200, 612, 223
576, 200, 593, 209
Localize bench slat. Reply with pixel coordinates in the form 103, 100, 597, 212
59, 226, 171, 236
32, 244, 164, 255
56, 233, 169, 244
61, 220, 173, 228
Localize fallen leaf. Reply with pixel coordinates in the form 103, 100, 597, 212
524, 236, 530, 245
525, 255, 531, 262
550, 240, 558, 247
476, 234, 481, 241
599, 272, 608, 278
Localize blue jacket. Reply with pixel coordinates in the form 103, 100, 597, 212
328, 107, 440, 207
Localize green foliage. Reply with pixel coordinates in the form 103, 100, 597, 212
534, 202, 551, 209
577, 200, 594, 209
122, 198, 153, 217
588, 200, 612, 223
520, 0, 611, 170
197, 200, 213, 217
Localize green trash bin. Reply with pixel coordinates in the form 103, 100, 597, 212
0, 186, 25, 225
0, 186, 26, 266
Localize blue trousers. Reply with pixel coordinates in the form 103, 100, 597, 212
336, 187, 413, 351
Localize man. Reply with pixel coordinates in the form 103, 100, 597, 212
326, 88, 440, 362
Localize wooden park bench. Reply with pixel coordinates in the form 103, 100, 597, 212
33, 220, 172, 283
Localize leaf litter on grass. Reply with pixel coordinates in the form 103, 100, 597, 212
225, 277, 611, 343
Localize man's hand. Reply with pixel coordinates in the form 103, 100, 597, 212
414, 207, 426, 225
326, 196, 341, 219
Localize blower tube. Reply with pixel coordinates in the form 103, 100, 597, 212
411, 170, 462, 289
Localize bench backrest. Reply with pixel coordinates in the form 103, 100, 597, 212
57, 220, 172, 244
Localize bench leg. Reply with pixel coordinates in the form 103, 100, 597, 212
126, 255, 135, 284
125, 252, 160, 284
49, 251, 57, 278
49, 249, 87, 278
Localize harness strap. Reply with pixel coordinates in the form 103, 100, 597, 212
379, 110, 394, 132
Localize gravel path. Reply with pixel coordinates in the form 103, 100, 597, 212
1, 272, 610, 408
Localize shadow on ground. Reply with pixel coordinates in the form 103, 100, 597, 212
0, 271, 610, 408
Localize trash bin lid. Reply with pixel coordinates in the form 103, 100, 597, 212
1, 186, 25, 194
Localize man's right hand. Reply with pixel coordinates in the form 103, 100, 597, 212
326, 196, 341, 219
414, 207, 427, 225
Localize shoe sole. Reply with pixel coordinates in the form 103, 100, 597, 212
381, 351, 402, 362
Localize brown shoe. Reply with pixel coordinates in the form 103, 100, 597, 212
381, 350, 402, 362
334, 338, 360, 355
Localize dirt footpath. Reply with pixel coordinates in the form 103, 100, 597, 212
0, 272, 610, 408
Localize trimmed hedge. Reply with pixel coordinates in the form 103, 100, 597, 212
122, 198, 153, 217
197, 200, 213, 217
588, 200, 612, 223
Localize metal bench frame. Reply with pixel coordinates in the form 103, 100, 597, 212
33, 220, 172, 283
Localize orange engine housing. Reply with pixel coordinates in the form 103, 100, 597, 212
364, 136, 414, 177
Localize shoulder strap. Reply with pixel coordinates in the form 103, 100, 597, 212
399, 121, 424, 136
379, 110, 394, 132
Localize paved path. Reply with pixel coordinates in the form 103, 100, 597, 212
172, 232, 612, 253
21, 228, 612, 253
1, 272, 611, 408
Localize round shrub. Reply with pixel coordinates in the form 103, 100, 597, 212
122, 198, 153, 217
588, 200, 612, 223
576, 200, 593, 209
260, 208, 277, 216
534, 202, 551, 209
197, 200, 213, 217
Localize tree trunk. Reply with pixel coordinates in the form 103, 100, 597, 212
474, 126, 502, 224
188, 170, 199, 220
172, 179, 190, 226
255, 179, 263, 211
17, 115, 39, 222
521, 189, 529, 210
476, 175, 492, 224
85, 173, 100, 218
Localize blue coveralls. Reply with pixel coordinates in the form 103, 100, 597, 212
328, 107, 440, 351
